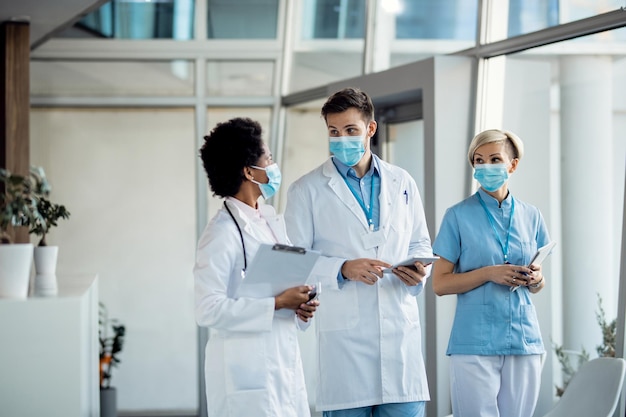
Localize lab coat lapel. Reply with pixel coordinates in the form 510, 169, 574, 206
322, 159, 370, 230
259, 204, 288, 243
225, 201, 266, 243
378, 161, 402, 238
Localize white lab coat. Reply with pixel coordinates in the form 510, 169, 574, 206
194, 198, 311, 417
284, 157, 431, 411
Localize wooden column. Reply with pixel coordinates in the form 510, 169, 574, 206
1, 21, 30, 243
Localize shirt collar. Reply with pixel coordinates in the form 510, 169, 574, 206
332, 153, 381, 180
226, 196, 263, 221
477, 187, 512, 208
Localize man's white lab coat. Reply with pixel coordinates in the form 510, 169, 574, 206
285, 157, 431, 411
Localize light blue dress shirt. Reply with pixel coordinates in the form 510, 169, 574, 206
332, 155, 381, 230
433, 188, 550, 355
332, 155, 381, 283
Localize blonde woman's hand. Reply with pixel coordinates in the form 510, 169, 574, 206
485, 264, 534, 288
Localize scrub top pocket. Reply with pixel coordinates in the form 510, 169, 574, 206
450, 304, 492, 347
520, 304, 543, 346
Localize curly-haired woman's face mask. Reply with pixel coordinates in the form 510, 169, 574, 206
250, 163, 282, 199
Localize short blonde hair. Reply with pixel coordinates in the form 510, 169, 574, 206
467, 129, 524, 166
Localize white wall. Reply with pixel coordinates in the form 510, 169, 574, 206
30, 108, 199, 413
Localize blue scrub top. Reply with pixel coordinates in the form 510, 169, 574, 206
433, 188, 550, 355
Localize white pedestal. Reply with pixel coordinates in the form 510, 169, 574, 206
0, 275, 99, 417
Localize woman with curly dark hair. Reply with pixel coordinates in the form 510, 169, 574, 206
194, 117, 318, 417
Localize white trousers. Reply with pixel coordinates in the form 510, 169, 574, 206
450, 354, 542, 417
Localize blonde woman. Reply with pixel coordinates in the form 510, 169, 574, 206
432, 129, 550, 417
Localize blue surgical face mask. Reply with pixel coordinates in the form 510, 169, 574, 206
329, 135, 366, 166
473, 163, 510, 192
250, 163, 282, 199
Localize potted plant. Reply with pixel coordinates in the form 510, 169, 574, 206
553, 294, 616, 396
28, 167, 70, 295
99, 302, 126, 417
0, 168, 39, 299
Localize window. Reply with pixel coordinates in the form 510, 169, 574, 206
79, 0, 194, 40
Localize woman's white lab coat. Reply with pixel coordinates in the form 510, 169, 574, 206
284, 157, 431, 411
194, 199, 311, 417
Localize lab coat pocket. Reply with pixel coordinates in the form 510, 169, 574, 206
227, 389, 271, 416
223, 334, 267, 391
450, 304, 492, 346
520, 304, 543, 345
316, 282, 359, 331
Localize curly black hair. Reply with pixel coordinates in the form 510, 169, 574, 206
199, 117, 265, 198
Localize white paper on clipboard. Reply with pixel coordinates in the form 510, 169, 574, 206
235, 243, 320, 301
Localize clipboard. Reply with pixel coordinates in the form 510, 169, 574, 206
235, 243, 320, 300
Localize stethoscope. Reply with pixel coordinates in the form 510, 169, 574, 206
224, 201, 247, 277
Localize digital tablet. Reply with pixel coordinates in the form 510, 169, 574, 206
383, 256, 439, 272
528, 241, 557, 267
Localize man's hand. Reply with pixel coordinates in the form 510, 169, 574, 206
393, 262, 427, 287
341, 258, 391, 285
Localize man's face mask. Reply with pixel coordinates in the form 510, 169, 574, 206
329, 135, 366, 166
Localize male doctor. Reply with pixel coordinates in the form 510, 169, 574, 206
284, 87, 432, 417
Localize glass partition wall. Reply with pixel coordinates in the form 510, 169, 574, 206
30, 1, 626, 416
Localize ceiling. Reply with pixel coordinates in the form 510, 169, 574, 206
0, 0, 107, 49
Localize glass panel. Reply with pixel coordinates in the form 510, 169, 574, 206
289, 49, 364, 93
498, 28, 626, 413
278, 99, 328, 212
559, 0, 625, 26
30, 107, 198, 411
31, 60, 195, 97
508, 0, 624, 37
396, 0, 478, 40
301, 0, 366, 39
207, 0, 279, 39
508, 0, 559, 36
206, 61, 274, 96
383, 119, 425, 194
205, 108, 272, 220
78, 0, 194, 40
390, 40, 476, 67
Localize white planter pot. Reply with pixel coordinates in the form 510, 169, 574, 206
0, 243, 34, 299
33, 246, 59, 296
34, 245, 59, 275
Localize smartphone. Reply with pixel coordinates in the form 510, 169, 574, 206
307, 283, 321, 304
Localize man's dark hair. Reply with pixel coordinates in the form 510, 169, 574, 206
199, 117, 264, 198
321, 87, 375, 123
